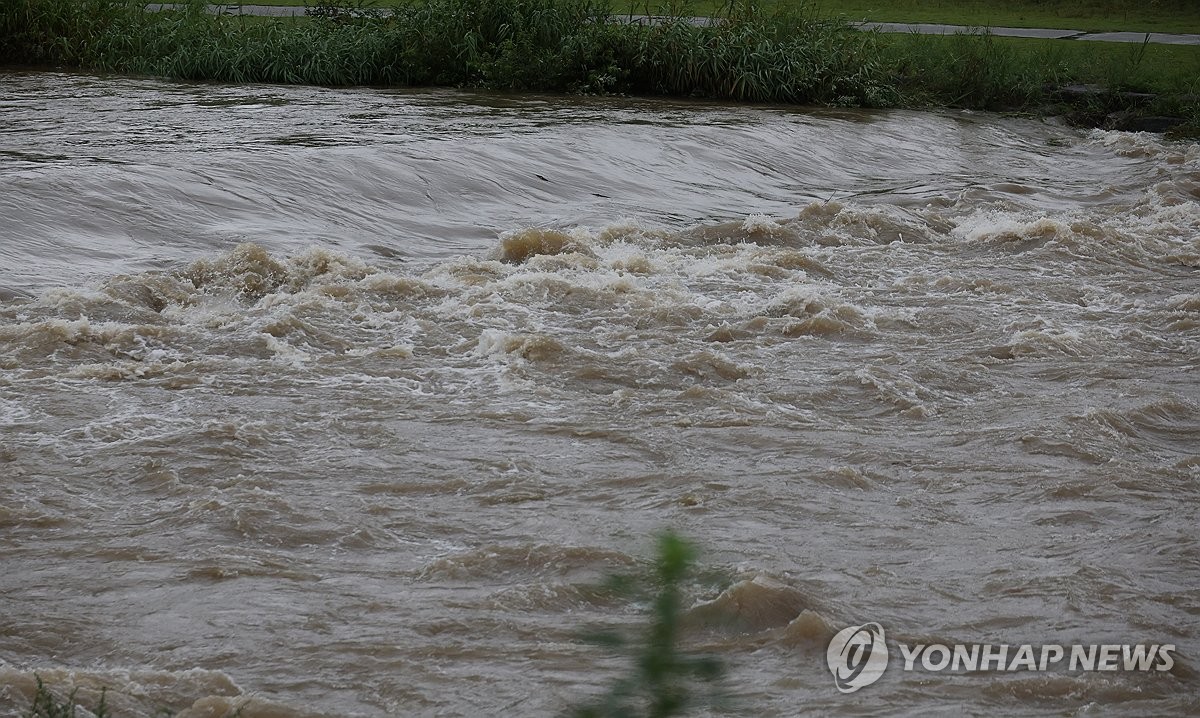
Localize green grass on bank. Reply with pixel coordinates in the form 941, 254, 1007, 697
780, 0, 1200, 34
207, 0, 1200, 33
883, 32, 1200, 103
3, 0, 1199, 133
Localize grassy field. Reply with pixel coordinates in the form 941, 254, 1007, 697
879, 31, 1200, 126
886, 33, 1200, 96
226, 0, 1200, 33
793, 0, 1200, 34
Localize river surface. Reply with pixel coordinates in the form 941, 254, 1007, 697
0, 71, 1198, 717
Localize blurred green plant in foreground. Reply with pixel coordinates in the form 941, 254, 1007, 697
568, 531, 726, 718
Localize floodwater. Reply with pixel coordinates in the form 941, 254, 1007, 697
0, 72, 1197, 717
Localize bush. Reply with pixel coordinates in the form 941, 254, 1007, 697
0, 0, 892, 104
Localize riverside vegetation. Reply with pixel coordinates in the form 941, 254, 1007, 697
1, 0, 1198, 133
159, 0, 1200, 34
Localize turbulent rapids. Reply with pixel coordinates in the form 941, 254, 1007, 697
0, 72, 1198, 717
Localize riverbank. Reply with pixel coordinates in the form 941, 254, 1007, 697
139, 4, 1200, 45
2, 0, 1198, 134
210, 0, 1200, 33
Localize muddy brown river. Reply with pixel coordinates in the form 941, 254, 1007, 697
0, 72, 1197, 717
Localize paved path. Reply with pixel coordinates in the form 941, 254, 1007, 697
146, 3, 309, 15
143, 5, 1200, 45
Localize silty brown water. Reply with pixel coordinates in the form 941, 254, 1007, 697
1, 71, 1198, 716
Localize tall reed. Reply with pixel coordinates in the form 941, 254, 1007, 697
0, 0, 894, 104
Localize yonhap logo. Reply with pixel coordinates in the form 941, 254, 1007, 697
825, 620, 1177, 694
827, 623, 889, 693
